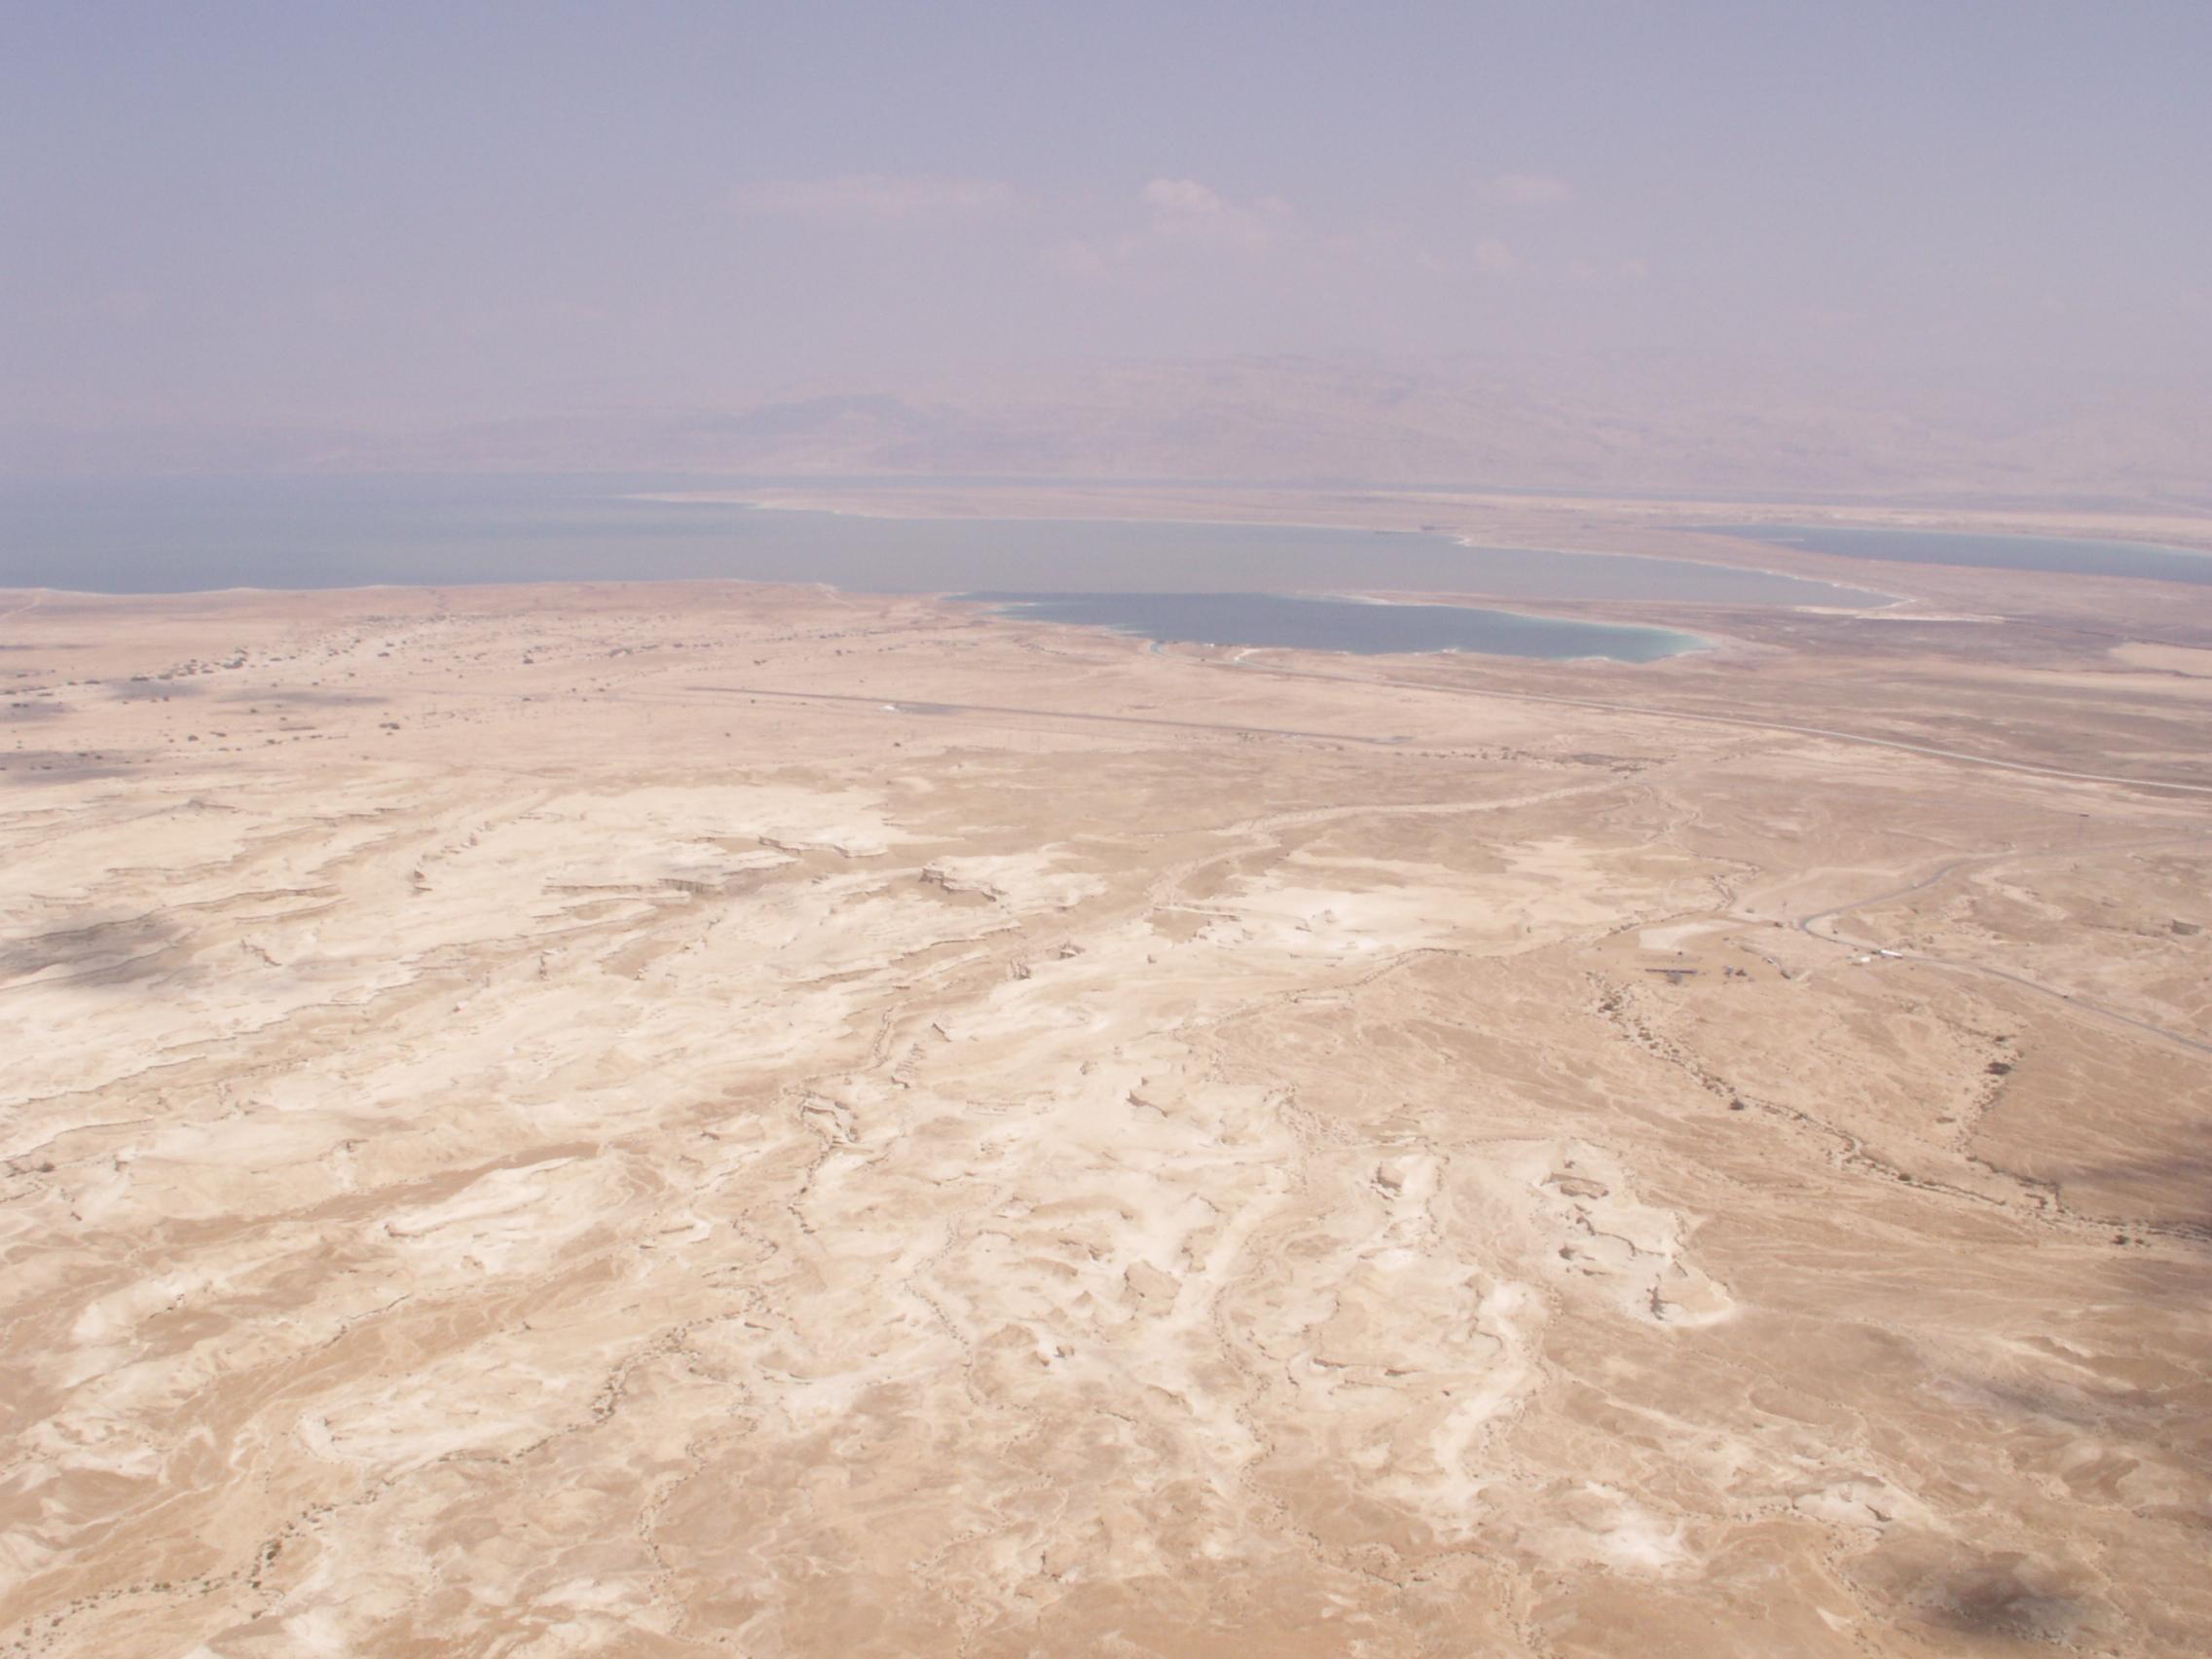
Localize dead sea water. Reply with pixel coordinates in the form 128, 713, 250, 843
1, 475, 1883, 658
1704, 523, 2212, 584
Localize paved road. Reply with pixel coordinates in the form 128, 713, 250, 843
1219, 659, 2212, 796
1783, 842, 2212, 1060
687, 683, 1409, 747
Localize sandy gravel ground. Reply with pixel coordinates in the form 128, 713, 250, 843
3, 517, 2210, 1655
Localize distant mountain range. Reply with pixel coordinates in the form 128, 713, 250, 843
12, 355, 2210, 506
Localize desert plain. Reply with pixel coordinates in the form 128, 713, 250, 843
3, 489, 2211, 1657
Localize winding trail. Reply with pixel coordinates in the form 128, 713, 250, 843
683, 667, 2212, 1055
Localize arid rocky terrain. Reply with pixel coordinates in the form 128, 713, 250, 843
4, 494, 2211, 1656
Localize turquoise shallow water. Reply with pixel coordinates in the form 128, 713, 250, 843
965, 592, 1705, 661
1703, 524, 2212, 584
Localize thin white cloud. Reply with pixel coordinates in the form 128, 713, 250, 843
1050, 178, 1294, 275
1140, 177, 1227, 217
1484, 172, 1573, 206
732, 174, 1015, 225
1475, 238, 1521, 275
1139, 177, 1291, 250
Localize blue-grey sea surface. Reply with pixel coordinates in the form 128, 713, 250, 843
2, 475, 1880, 603
1703, 523, 2212, 584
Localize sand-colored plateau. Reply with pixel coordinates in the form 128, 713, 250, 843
4, 493, 2211, 1656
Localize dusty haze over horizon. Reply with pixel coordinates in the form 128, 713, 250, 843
6, 2, 2211, 498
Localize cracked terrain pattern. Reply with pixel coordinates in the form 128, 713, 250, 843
3, 578, 2210, 1656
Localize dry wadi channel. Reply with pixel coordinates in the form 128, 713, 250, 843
2, 550, 2211, 1656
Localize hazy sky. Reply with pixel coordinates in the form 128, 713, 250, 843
5, 1, 2209, 450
